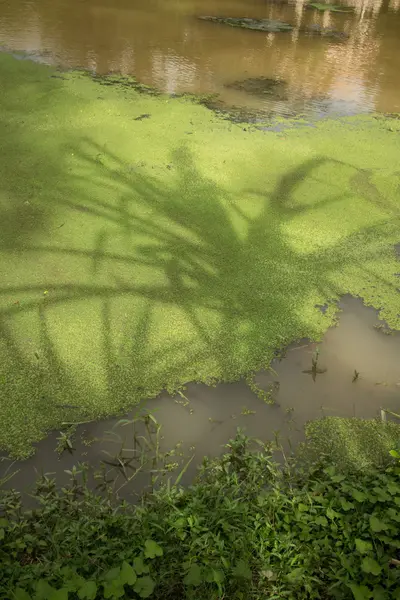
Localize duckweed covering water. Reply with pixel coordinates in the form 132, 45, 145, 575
0, 53, 399, 457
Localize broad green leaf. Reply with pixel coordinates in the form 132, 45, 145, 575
287, 567, 304, 582
49, 590, 68, 600
183, 564, 203, 586
232, 560, 252, 580
348, 583, 372, 600
104, 567, 120, 582
144, 539, 163, 559
78, 581, 97, 600
387, 482, 400, 494
103, 582, 124, 599
35, 580, 55, 600
369, 516, 388, 532
134, 576, 155, 599
372, 586, 387, 600
351, 490, 367, 503
120, 561, 137, 586
340, 498, 354, 511
389, 450, 400, 458
14, 590, 32, 600
361, 557, 382, 576
315, 516, 328, 527
326, 507, 341, 519
133, 556, 150, 575
212, 569, 225, 584
355, 539, 373, 554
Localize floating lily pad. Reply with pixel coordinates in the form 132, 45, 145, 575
198, 16, 293, 33
226, 77, 289, 101
303, 24, 349, 40
307, 3, 354, 12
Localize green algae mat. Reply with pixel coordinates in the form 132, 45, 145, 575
0, 53, 399, 457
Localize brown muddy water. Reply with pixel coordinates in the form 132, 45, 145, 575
1, 296, 400, 498
0, 0, 400, 118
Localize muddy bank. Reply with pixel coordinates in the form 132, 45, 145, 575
2, 296, 399, 499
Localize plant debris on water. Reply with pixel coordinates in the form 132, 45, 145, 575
307, 2, 355, 11
198, 16, 294, 33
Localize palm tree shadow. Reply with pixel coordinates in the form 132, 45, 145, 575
0, 140, 399, 456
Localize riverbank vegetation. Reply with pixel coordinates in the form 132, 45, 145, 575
1, 431, 400, 600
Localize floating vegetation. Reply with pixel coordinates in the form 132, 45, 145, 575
240, 406, 256, 416
373, 323, 395, 335
302, 348, 327, 382
246, 373, 275, 405
305, 417, 400, 471
307, 2, 354, 11
198, 16, 293, 33
226, 77, 288, 101
56, 425, 76, 456
302, 24, 349, 41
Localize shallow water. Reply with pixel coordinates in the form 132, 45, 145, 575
0, 0, 400, 117
2, 296, 399, 498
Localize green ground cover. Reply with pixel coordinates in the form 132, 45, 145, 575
1, 432, 400, 599
0, 52, 399, 457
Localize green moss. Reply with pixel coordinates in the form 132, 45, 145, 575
305, 417, 400, 471
0, 53, 399, 457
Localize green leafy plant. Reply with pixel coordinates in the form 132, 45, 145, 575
1, 430, 400, 599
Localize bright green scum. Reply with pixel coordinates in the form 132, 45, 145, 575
0, 53, 399, 457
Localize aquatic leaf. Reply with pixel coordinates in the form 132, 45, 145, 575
134, 576, 155, 599
144, 539, 163, 559
77, 581, 97, 600
361, 557, 382, 576
355, 539, 373, 554
184, 564, 203, 586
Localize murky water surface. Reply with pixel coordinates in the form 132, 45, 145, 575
2, 297, 399, 497
0, 0, 400, 117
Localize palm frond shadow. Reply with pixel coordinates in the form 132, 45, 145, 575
1, 138, 399, 455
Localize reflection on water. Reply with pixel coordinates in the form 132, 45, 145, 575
0, 0, 399, 116
2, 296, 400, 498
